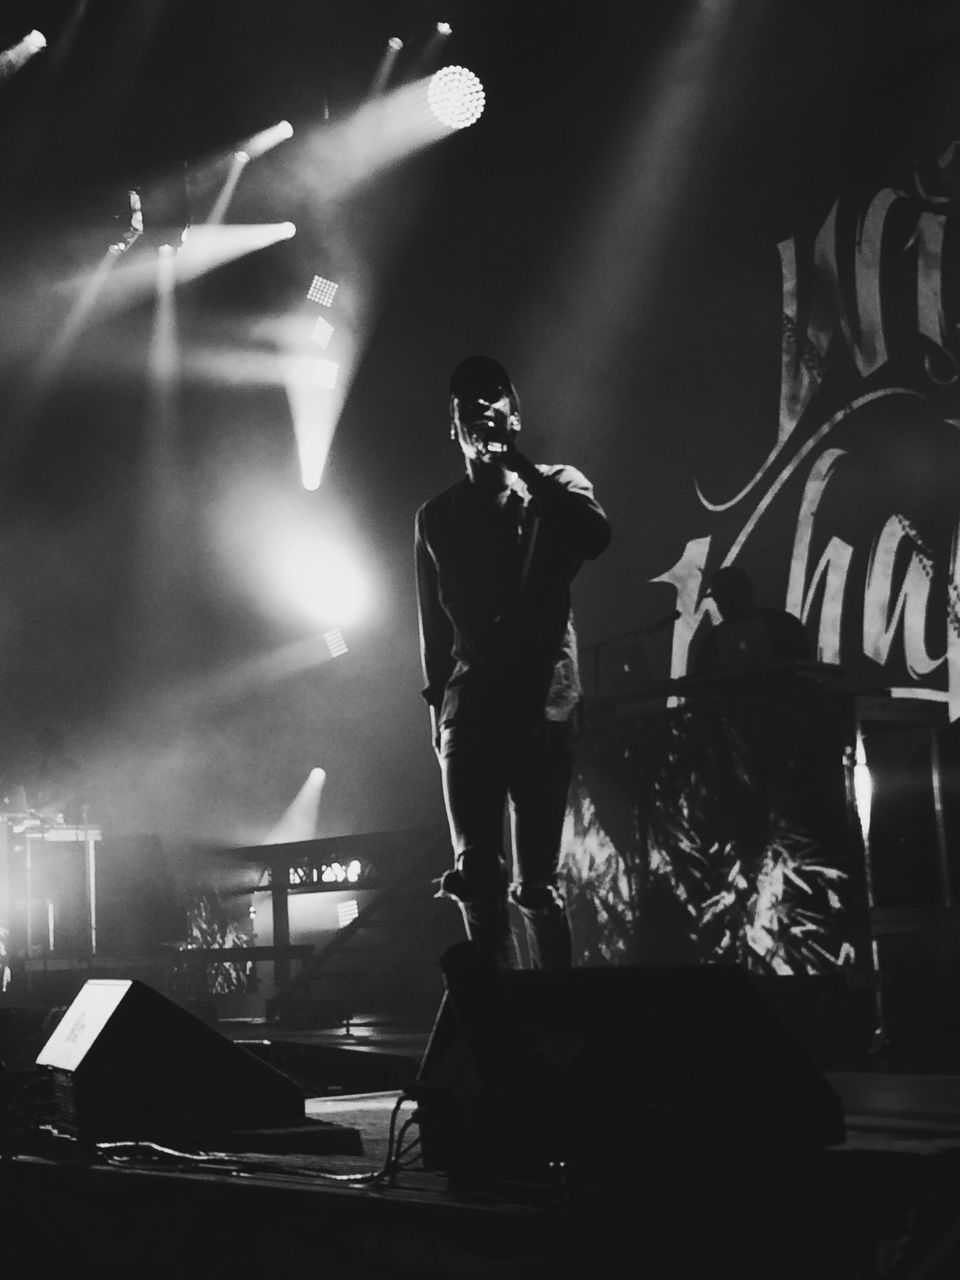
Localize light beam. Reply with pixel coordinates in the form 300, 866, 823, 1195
0, 29, 47, 80
368, 36, 404, 98
242, 119, 294, 159
63, 222, 297, 318
263, 767, 327, 844
205, 150, 249, 225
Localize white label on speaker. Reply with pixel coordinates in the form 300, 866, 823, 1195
36, 979, 132, 1072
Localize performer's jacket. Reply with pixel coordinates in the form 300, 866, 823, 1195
415, 463, 611, 741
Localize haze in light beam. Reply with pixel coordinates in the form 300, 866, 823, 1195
243, 119, 294, 159
59, 223, 297, 319
263, 766, 327, 844
0, 29, 46, 80
298, 72, 481, 206
205, 152, 249, 225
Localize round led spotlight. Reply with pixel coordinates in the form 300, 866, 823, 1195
428, 65, 485, 130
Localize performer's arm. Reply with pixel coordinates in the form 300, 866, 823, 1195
508, 452, 611, 559
415, 507, 454, 748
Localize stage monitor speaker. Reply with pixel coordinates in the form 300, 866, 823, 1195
36, 978, 306, 1144
414, 943, 846, 1181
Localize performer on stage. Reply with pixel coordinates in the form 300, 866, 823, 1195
415, 355, 611, 969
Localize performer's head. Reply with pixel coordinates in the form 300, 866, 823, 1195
448, 355, 520, 464
704, 564, 755, 620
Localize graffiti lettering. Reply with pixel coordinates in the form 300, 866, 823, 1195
656, 164, 960, 720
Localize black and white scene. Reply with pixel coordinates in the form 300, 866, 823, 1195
1, 2, 960, 1275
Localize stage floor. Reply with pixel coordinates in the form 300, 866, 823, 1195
5, 1007, 960, 1280
4, 1072, 960, 1279
5, 981, 960, 1279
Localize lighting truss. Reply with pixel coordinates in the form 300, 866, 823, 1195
286, 858, 364, 890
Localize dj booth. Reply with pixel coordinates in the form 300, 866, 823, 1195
566, 658, 960, 1057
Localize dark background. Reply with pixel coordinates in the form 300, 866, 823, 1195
0, 0, 956, 854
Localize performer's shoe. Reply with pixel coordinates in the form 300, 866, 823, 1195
434, 848, 508, 904
434, 854, 518, 969
510, 882, 573, 970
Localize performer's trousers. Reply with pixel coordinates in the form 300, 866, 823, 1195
437, 718, 574, 969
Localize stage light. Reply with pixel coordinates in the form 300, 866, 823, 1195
241, 119, 294, 160
93, 223, 301, 316
158, 243, 176, 256
265, 767, 327, 845
417, 20, 453, 72
287, 857, 366, 893
235, 149, 250, 164
279, 221, 296, 239
311, 315, 334, 349
854, 732, 873, 846
368, 35, 405, 98
318, 861, 363, 888
314, 358, 339, 390
0, 29, 48, 78
427, 65, 485, 129
307, 274, 339, 306
324, 629, 348, 658
267, 528, 372, 629
337, 899, 359, 928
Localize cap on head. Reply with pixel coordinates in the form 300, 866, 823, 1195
449, 355, 519, 413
